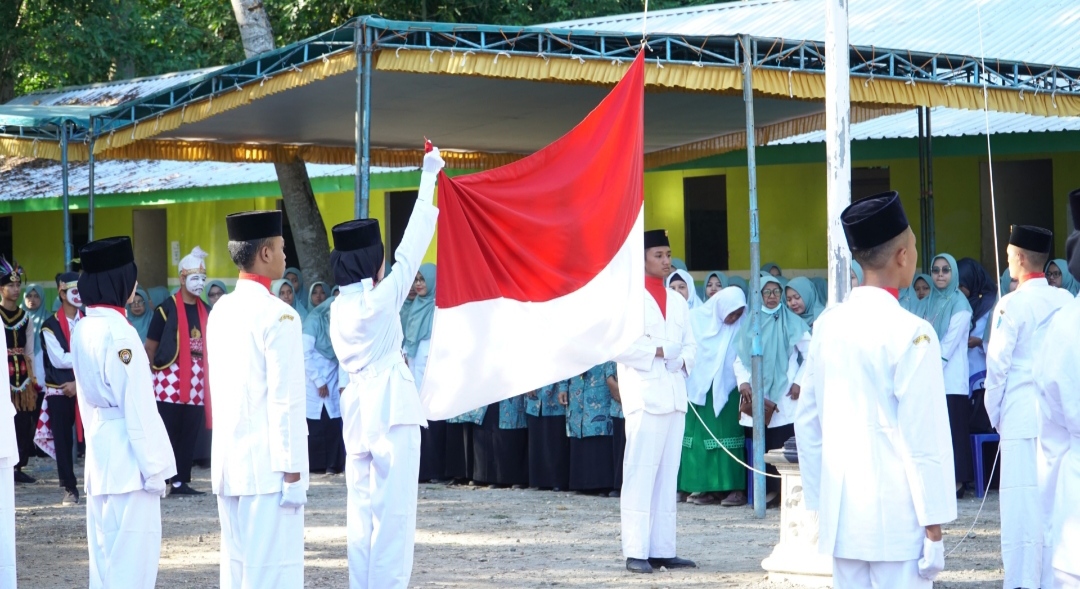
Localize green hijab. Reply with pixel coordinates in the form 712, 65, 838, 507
21, 284, 50, 336
703, 271, 727, 300
307, 281, 330, 309
303, 295, 337, 361
271, 279, 307, 320
127, 287, 154, 343
903, 273, 932, 316
203, 280, 228, 305
403, 263, 437, 358
786, 276, 825, 328
921, 254, 972, 339
284, 267, 307, 310
1047, 259, 1080, 296
671, 258, 688, 272
810, 277, 828, 303
147, 286, 171, 310
761, 262, 782, 276
736, 273, 811, 404
728, 276, 749, 298
850, 260, 864, 286
999, 269, 1012, 297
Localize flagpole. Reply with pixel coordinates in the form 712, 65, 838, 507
825, 0, 852, 304
741, 35, 767, 520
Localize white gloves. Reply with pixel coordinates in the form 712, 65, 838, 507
144, 473, 167, 498
665, 358, 684, 373
662, 343, 683, 361
279, 479, 308, 510
917, 536, 945, 581
417, 146, 445, 205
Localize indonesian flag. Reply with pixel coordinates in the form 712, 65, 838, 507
420, 52, 646, 420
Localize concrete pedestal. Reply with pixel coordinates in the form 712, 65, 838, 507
760, 445, 833, 587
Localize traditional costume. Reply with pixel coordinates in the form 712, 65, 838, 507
72, 236, 178, 589
733, 272, 811, 499
565, 363, 617, 492
208, 211, 308, 589
614, 229, 697, 573
1034, 191, 1080, 588
795, 191, 956, 588
36, 272, 84, 502
147, 246, 212, 495
328, 147, 443, 589
985, 224, 1074, 589
0, 289, 16, 586
403, 264, 445, 483
678, 287, 747, 503
525, 382, 570, 490
1, 257, 38, 484
303, 294, 344, 475
922, 254, 974, 491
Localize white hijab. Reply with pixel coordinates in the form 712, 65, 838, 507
665, 268, 703, 309
685, 286, 746, 416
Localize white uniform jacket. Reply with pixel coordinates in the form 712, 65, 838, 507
985, 278, 1074, 440
330, 200, 438, 451
940, 311, 972, 396
0, 330, 16, 462
71, 307, 177, 496
795, 287, 957, 562
207, 280, 309, 496
614, 292, 696, 416
303, 334, 340, 420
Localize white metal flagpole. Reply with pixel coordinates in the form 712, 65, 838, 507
825, 0, 852, 304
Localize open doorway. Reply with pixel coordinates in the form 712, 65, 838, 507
133, 209, 168, 289
386, 190, 419, 265
683, 175, 728, 271
980, 159, 1054, 271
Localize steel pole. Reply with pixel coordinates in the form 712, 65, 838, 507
741, 35, 766, 520
88, 119, 96, 242
825, 0, 852, 305
926, 108, 936, 260
354, 23, 364, 219
60, 122, 72, 271
359, 25, 373, 220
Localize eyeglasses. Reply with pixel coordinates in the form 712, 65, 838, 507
1047, 271, 1062, 279
761, 288, 782, 297
931, 266, 952, 275
130, 300, 145, 307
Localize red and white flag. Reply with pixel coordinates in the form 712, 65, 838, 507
420, 52, 646, 420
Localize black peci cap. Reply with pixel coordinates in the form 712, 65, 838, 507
79, 237, 134, 273
644, 229, 669, 250
841, 191, 910, 251
226, 210, 283, 242
332, 218, 382, 252
1008, 225, 1053, 254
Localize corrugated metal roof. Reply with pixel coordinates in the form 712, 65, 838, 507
0, 158, 410, 201
549, 0, 1080, 67
770, 107, 1080, 145
5, 68, 222, 108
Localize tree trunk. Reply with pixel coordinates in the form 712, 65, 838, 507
229, 0, 334, 288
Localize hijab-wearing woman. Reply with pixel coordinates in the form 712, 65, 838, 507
785, 277, 825, 330
727, 276, 749, 298
958, 258, 998, 436
22, 284, 50, 387
666, 269, 703, 309
678, 287, 748, 506
307, 281, 330, 310
565, 362, 618, 494
127, 287, 154, 343
284, 267, 307, 310
810, 277, 828, 303
277, 272, 308, 320
1046, 258, 1080, 296
923, 254, 975, 495
733, 273, 811, 505
203, 280, 228, 307
703, 271, 727, 300
403, 264, 445, 482
303, 290, 345, 475
761, 262, 782, 277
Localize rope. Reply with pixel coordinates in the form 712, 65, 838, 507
688, 397, 780, 479
946, 445, 999, 558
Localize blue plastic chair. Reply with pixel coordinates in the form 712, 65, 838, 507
970, 433, 1000, 498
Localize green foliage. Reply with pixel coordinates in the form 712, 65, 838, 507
2, 0, 724, 101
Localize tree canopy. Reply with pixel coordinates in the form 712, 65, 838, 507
2, 0, 721, 103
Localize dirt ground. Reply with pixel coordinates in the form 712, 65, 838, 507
13, 456, 1006, 588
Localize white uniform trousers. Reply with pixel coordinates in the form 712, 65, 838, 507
86, 490, 162, 589
0, 460, 15, 589
1001, 438, 1042, 589
620, 410, 685, 560
217, 493, 304, 589
1054, 569, 1080, 588
833, 558, 930, 589
347, 424, 421, 589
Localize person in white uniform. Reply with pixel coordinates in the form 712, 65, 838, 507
795, 191, 957, 589
985, 224, 1074, 589
613, 228, 697, 574
70, 236, 178, 589
304, 292, 345, 475
329, 146, 443, 589
1034, 189, 1080, 589
0, 289, 17, 586
207, 210, 309, 589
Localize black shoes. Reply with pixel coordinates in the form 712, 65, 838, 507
648, 556, 697, 569
626, 558, 653, 574
14, 470, 35, 484
62, 487, 80, 505
169, 482, 206, 496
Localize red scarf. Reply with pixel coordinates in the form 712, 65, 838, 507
645, 276, 667, 318
240, 272, 272, 291
882, 287, 900, 300
174, 292, 213, 427
55, 309, 85, 442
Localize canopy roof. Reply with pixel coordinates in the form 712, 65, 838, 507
1, 1, 1077, 170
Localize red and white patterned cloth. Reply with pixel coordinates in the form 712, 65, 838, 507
153, 357, 206, 405
33, 387, 64, 460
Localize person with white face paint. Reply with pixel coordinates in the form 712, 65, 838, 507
145, 246, 213, 495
